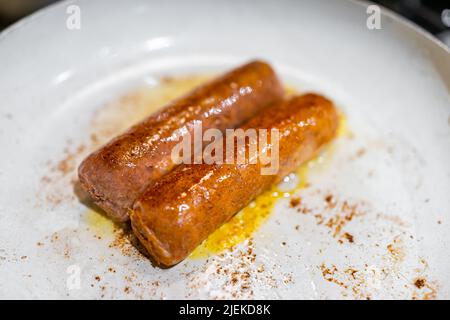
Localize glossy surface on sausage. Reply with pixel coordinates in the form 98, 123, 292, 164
131, 94, 339, 266
78, 61, 284, 221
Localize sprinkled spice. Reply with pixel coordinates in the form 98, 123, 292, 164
289, 197, 301, 208
343, 232, 354, 243
414, 278, 426, 289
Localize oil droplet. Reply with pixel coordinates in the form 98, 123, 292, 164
284, 86, 299, 96
336, 112, 350, 138
84, 209, 115, 237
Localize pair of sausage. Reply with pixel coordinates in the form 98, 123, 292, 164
131, 94, 339, 266
78, 60, 339, 267
78, 61, 284, 221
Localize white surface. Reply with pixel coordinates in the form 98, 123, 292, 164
0, 0, 449, 299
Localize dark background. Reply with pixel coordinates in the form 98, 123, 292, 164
0, 0, 449, 46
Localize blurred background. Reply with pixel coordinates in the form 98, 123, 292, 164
0, 0, 449, 46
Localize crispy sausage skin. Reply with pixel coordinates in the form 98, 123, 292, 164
131, 94, 339, 267
78, 61, 284, 221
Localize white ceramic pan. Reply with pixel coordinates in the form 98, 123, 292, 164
0, 0, 449, 299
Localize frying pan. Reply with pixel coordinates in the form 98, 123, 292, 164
0, 0, 449, 299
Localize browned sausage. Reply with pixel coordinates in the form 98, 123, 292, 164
78, 61, 284, 221
131, 94, 339, 266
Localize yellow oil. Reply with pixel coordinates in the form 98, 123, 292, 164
84, 209, 115, 237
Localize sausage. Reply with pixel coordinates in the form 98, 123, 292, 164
78, 60, 284, 221
130, 94, 339, 266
